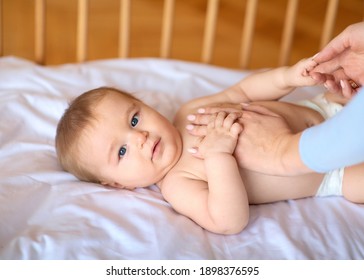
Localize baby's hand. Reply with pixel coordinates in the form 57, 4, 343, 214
188, 112, 243, 158
301, 56, 319, 77
287, 56, 320, 87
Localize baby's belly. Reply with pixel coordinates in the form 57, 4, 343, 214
241, 169, 324, 204
250, 100, 324, 133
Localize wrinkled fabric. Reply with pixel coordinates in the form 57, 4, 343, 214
1, 56, 363, 260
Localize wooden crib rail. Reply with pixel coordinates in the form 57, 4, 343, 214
1, 0, 363, 69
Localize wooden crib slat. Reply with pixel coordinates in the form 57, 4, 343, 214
1, 0, 361, 68
202, 0, 219, 64
119, 0, 130, 58
320, 0, 339, 49
160, 0, 175, 58
35, 0, 45, 64
239, 0, 258, 69
278, 0, 299, 66
77, 0, 88, 62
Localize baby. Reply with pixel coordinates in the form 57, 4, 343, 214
56, 58, 364, 234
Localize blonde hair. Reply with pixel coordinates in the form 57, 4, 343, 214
55, 87, 136, 183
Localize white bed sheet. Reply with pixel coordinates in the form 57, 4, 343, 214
0, 56, 363, 260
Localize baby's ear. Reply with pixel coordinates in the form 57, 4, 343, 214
101, 181, 125, 189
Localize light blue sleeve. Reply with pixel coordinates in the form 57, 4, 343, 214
299, 89, 364, 173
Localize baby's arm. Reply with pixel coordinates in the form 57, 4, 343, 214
224, 57, 320, 104
163, 113, 249, 234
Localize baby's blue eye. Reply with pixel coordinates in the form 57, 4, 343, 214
131, 114, 139, 127
118, 146, 127, 158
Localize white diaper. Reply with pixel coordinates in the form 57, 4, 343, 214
295, 93, 343, 119
316, 168, 344, 197
296, 94, 345, 197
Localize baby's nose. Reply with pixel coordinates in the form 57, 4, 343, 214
135, 130, 148, 146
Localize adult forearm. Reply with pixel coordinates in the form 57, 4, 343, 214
280, 132, 313, 175
299, 91, 364, 172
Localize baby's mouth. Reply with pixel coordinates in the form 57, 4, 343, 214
151, 138, 161, 161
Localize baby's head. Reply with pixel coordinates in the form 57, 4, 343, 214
56, 87, 182, 189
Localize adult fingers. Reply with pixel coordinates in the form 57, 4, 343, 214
240, 104, 280, 118
323, 79, 342, 94
187, 111, 242, 125
196, 104, 244, 115
312, 56, 342, 74
187, 113, 210, 125
186, 124, 208, 136
340, 79, 358, 99
310, 72, 334, 84
313, 25, 350, 64
187, 147, 204, 159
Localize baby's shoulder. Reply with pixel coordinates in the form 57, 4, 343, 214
160, 163, 205, 195
161, 165, 195, 189
174, 94, 221, 124
175, 99, 198, 118
159, 170, 189, 200
160, 169, 208, 210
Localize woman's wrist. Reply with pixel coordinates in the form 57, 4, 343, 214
280, 132, 313, 175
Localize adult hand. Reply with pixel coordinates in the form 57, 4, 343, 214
187, 103, 302, 175
186, 103, 245, 137
235, 104, 295, 174
311, 22, 364, 98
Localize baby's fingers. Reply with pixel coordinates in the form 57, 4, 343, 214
212, 112, 227, 128
223, 112, 242, 128
230, 122, 243, 136
303, 56, 319, 75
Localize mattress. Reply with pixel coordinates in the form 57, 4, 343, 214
0, 56, 363, 260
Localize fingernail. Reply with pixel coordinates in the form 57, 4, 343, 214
241, 103, 250, 107
197, 108, 205, 113
186, 124, 194, 131
187, 148, 197, 154
340, 80, 345, 88
187, 114, 196, 121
